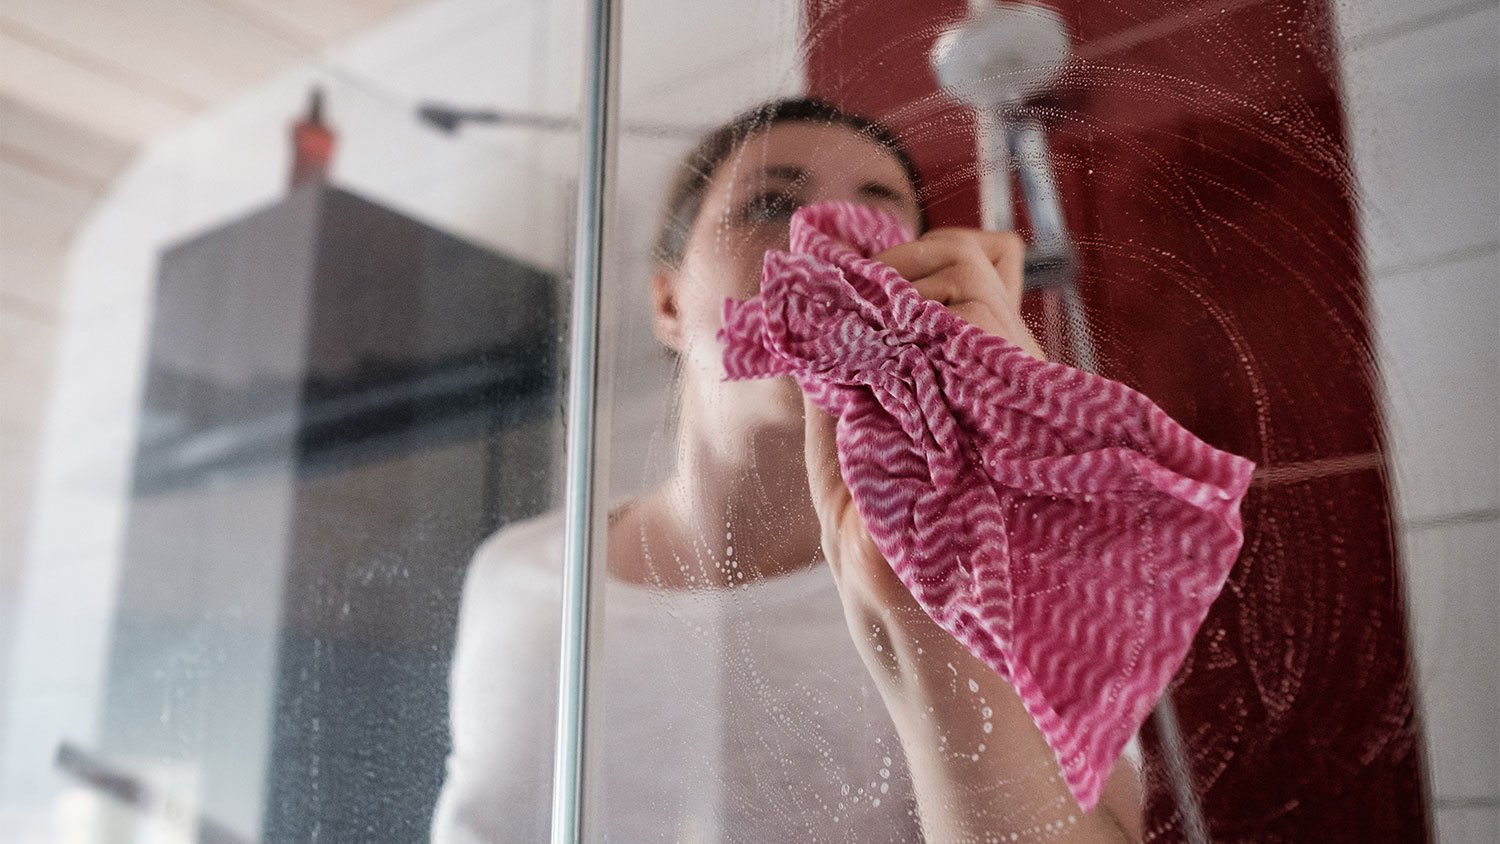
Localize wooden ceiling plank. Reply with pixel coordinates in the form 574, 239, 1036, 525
219, 0, 440, 46
0, 95, 133, 189
0, 0, 308, 104
0, 29, 190, 147
0, 161, 93, 316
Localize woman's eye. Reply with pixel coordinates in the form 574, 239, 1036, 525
737, 192, 797, 223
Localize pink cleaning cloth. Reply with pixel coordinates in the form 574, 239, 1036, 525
717, 201, 1255, 811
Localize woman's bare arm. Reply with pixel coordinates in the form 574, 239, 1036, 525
806, 444, 1144, 843
801, 228, 1146, 842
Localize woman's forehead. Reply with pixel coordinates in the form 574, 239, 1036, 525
715, 122, 912, 191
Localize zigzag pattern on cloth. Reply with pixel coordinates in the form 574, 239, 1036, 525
717, 201, 1255, 811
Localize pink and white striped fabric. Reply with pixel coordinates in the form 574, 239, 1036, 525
717, 201, 1255, 811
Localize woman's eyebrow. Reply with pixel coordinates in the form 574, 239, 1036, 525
761, 164, 807, 183
857, 181, 904, 198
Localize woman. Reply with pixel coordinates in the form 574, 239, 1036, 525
433, 98, 1145, 843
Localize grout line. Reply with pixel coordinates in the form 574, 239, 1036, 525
1250, 457, 1497, 534
1370, 241, 1500, 280
1402, 508, 1500, 532
1343, 0, 1499, 53
1434, 795, 1500, 809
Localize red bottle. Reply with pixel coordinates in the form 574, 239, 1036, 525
289, 87, 335, 189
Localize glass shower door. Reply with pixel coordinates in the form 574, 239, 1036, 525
556, 0, 1494, 841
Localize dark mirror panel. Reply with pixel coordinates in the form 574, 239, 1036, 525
104, 184, 559, 841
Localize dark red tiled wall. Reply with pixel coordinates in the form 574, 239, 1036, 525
803, 1, 1430, 840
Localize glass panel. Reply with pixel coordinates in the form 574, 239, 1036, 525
4, 0, 1493, 841
574, 0, 1490, 842
0, 1, 582, 841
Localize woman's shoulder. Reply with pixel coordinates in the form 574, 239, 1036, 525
474, 507, 567, 562
463, 507, 568, 605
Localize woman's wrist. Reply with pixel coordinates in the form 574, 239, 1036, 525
862, 611, 1136, 843
869, 610, 1040, 766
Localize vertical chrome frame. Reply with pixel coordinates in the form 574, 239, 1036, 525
550, 0, 619, 839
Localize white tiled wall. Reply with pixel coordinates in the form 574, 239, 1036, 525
1335, 0, 1500, 838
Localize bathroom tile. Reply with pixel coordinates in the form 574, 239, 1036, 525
1370, 250, 1500, 523
1340, 5, 1500, 274
1400, 519, 1500, 800
1435, 805, 1500, 844
619, 0, 803, 128
1332, 0, 1494, 47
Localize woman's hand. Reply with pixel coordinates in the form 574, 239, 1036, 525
803, 227, 1143, 843
879, 227, 1046, 360
806, 226, 1046, 674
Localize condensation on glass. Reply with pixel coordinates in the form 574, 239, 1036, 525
3, 0, 1495, 842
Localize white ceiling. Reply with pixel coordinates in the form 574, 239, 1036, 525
0, 0, 433, 317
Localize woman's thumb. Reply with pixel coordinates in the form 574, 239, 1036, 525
803, 393, 851, 525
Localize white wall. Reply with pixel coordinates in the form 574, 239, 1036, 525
1334, 0, 1500, 840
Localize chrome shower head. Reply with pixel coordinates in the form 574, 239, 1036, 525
930, 1, 1071, 109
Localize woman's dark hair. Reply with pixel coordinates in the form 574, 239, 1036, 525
652, 97, 928, 266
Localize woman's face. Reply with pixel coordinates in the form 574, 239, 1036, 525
653, 121, 924, 430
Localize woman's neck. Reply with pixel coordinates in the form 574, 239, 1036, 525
618, 384, 826, 590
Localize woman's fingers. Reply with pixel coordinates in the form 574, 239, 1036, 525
867, 227, 1045, 356
807, 228, 1040, 595
803, 394, 918, 614
874, 229, 1026, 300
802, 393, 852, 556
985, 229, 1026, 298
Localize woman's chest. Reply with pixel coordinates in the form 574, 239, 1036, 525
595, 586, 920, 842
